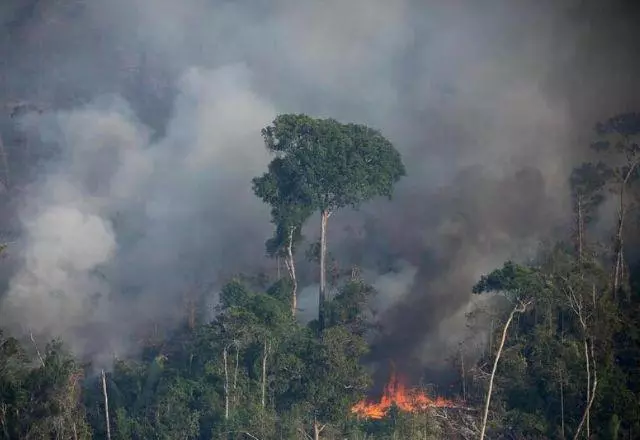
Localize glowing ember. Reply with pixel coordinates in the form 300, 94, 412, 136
352, 371, 460, 420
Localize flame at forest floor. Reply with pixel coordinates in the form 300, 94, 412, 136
351, 370, 464, 420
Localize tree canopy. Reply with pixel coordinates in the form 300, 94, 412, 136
255, 114, 406, 216
3, 112, 640, 439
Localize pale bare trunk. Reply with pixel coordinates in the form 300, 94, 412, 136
30, 331, 45, 367
101, 370, 111, 440
233, 344, 239, 405
223, 346, 229, 420
613, 211, 624, 296
313, 418, 325, 440
284, 227, 298, 316
319, 210, 329, 328
560, 365, 565, 440
613, 163, 637, 296
577, 196, 584, 263
261, 339, 269, 409
460, 346, 466, 401
1, 403, 9, 439
479, 301, 529, 440
565, 283, 599, 440
574, 338, 598, 440
584, 338, 591, 438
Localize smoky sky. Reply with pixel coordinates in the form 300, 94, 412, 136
1, 0, 640, 376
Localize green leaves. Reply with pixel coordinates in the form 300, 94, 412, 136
253, 113, 406, 243
473, 261, 544, 302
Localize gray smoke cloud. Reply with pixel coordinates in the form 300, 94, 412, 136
1, 65, 275, 366
1, 0, 640, 379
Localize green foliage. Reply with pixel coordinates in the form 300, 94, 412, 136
5, 111, 640, 439
256, 114, 406, 215
325, 280, 376, 334
473, 260, 547, 305
0, 335, 91, 439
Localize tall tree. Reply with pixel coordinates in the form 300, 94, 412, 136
473, 261, 542, 440
253, 148, 314, 317
254, 114, 406, 327
583, 113, 640, 297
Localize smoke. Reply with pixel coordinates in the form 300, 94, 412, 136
1, 0, 640, 378
1, 65, 275, 367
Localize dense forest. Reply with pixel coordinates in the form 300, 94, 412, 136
2, 1, 640, 439
0, 109, 640, 440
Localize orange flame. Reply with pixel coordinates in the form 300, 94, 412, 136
352, 371, 459, 420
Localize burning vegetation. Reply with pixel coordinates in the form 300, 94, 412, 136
352, 370, 462, 420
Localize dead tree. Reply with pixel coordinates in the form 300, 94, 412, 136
101, 370, 112, 440
479, 300, 531, 440
561, 279, 599, 440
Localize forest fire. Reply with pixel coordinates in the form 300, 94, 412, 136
352, 371, 460, 420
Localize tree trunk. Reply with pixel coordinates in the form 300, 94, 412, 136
612, 163, 637, 297
460, 346, 466, 401
223, 346, 229, 420
313, 418, 325, 440
574, 337, 598, 440
101, 370, 112, 440
233, 344, 239, 405
261, 339, 269, 409
576, 195, 584, 263
284, 227, 298, 316
613, 211, 624, 297
30, 331, 45, 367
559, 365, 565, 440
318, 209, 330, 328
1, 403, 9, 439
584, 337, 591, 438
479, 301, 529, 440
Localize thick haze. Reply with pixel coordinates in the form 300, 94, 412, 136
0, 0, 639, 379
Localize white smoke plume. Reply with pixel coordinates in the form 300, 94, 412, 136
1, 65, 275, 366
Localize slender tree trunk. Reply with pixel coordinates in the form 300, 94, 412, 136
612, 164, 637, 297
584, 337, 591, 438
223, 346, 229, 420
479, 301, 529, 440
613, 209, 624, 297
313, 418, 325, 440
559, 365, 565, 440
284, 227, 298, 316
261, 339, 269, 409
319, 209, 330, 328
30, 331, 45, 367
576, 195, 584, 263
565, 283, 598, 440
232, 343, 239, 408
101, 370, 111, 440
1, 403, 9, 439
574, 337, 598, 440
460, 346, 466, 401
